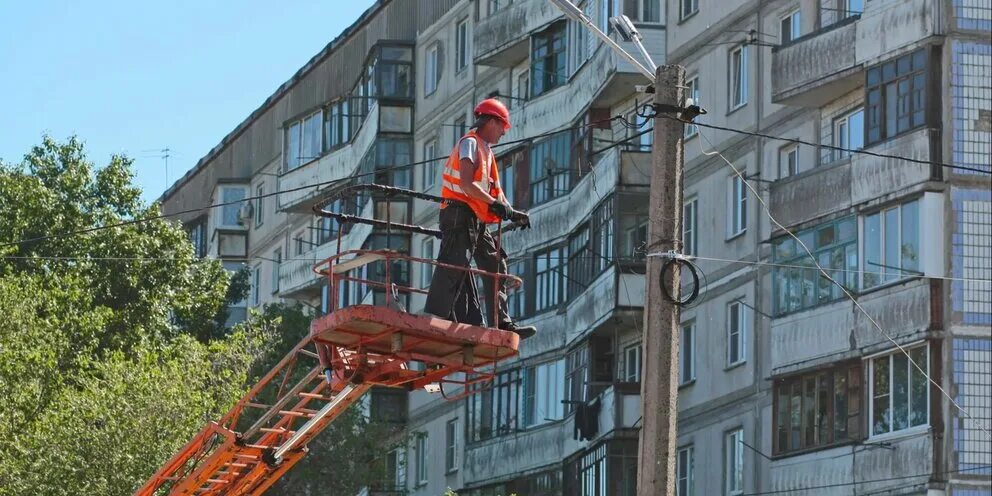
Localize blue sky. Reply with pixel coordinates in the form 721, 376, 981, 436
0, 0, 376, 204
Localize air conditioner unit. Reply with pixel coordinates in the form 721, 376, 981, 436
237, 201, 254, 226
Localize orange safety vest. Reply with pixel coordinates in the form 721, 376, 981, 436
440, 130, 503, 224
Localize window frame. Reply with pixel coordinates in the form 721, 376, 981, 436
420, 237, 435, 289
778, 144, 800, 179
251, 265, 262, 307
679, 0, 699, 21
534, 245, 568, 313
861, 198, 920, 291
415, 433, 429, 486
254, 183, 265, 227
638, 0, 662, 23
680, 321, 696, 385
729, 45, 749, 110
865, 49, 928, 145
779, 9, 801, 45
455, 18, 470, 73
683, 197, 698, 257
219, 185, 248, 228
727, 301, 747, 367
725, 428, 744, 495
772, 216, 858, 315
445, 418, 458, 473
422, 137, 439, 191
684, 76, 700, 138
772, 361, 864, 457
832, 106, 865, 163
728, 175, 747, 238
271, 248, 281, 294
623, 343, 642, 383
425, 43, 440, 96
677, 444, 695, 496
867, 342, 930, 439
530, 21, 567, 98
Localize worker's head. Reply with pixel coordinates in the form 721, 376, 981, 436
473, 98, 511, 143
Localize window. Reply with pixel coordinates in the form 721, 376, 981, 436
283, 110, 322, 171
466, 369, 521, 442
863, 199, 920, 289
506, 260, 527, 319
680, 322, 695, 384
383, 448, 406, 491
220, 186, 248, 227
251, 265, 261, 306
187, 220, 207, 258
726, 429, 744, 495
578, 443, 608, 496
324, 99, 354, 150
487, 0, 510, 15
523, 359, 565, 426
730, 45, 749, 109
455, 20, 469, 73
729, 175, 747, 236
640, 0, 661, 23
420, 238, 434, 288
531, 22, 567, 98
599, 0, 619, 33
780, 10, 801, 44
415, 433, 428, 485
870, 344, 929, 437
832, 107, 865, 161
425, 43, 440, 96
620, 196, 649, 261
452, 115, 467, 146
568, 225, 593, 299
623, 343, 642, 382
772, 217, 858, 315
774, 362, 863, 456
683, 198, 698, 257
629, 110, 653, 151
680, 0, 698, 20
866, 49, 927, 145
535, 245, 567, 312
567, 2, 591, 75
779, 144, 799, 179
254, 184, 265, 227
272, 249, 281, 294
677, 445, 695, 496
684, 77, 700, 138
727, 301, 747, 366
499, 147, 527, 206
564, 346, 589, 414
592, 198, 615, 272
841, 0, 864, 18
529, 133, 572, 207
446, 419, 458, 473
516, 72, 530, 105
422, 138, 438, 191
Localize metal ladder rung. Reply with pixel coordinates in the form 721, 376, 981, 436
297, 392, 334, 400
260, 427, 296, 434
279, 410, 315, 418
246, 402, 271, 409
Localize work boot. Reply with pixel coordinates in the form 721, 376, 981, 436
499, 321, 537, 340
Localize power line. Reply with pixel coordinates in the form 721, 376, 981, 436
0, 116, 639, 250
691, 129, 992, 439
660, 113, 992, 175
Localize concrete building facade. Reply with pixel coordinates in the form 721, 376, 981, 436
159, 0, 991, 495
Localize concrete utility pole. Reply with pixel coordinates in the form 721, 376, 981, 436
637, 64, 686, 496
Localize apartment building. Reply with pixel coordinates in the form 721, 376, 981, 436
159, 0, 990, 495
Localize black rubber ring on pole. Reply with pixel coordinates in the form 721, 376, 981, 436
659, 257, 700, 306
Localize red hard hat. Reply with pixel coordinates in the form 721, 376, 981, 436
474, 98, 511, 130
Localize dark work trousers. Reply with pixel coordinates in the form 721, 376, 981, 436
424, 202, 511, 328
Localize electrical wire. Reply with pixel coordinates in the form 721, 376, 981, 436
693, 129, 992, 439
655, 112, 992, 175
0, 116, 636, 250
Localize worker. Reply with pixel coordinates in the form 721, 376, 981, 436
424, 98, 537, 339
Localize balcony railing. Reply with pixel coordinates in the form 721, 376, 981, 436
771, 15, 860, 106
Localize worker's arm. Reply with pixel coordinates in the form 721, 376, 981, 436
457, 157, 497, 205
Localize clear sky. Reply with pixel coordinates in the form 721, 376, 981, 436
0, 0, 377, 204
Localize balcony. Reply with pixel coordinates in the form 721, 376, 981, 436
278, 204, 374, 299
771, 15, 861, 106
462, 384, 640, 485
277, 103, 379, 213
771, 278, 937, 375
473, 0, 562, 67
211, 228, 248, 261
772, 0, 940, 106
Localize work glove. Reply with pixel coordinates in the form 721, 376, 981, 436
488, 200, 513, 221
510, 210, 531, 230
